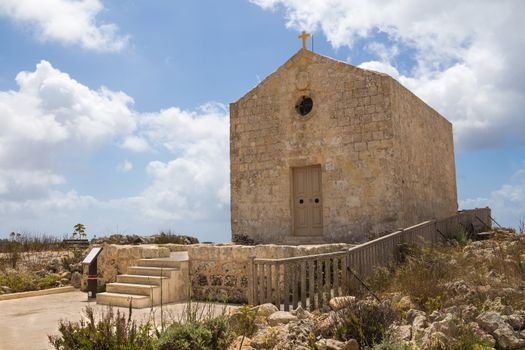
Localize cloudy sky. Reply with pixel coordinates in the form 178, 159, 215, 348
0, 0, 524, 241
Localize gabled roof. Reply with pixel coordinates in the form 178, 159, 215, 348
232, 48, 390, 104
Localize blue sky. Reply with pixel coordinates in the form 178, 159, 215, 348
0, 0, 524, 241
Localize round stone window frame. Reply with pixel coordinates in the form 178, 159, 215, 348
293, 93, 316, 120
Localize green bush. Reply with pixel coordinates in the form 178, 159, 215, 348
331, 299, 399, 347
48, 306, 154, 350
0, 270, 35, 292
38, 274, 62, 289
367, 335, 411, 350
155, 316, 234, 350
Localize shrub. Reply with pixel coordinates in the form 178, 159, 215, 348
38, 274, 62, 289
390, 247, 451, 311
451, 227, 470, 245
155, 316, 234, 350
367, 335, 411, 350
154, 231, 199, 244
229, 304, 259, 338
0, 270, 35, 292
331, 299, 399, 347
0, 233, 64, 253
232, 233, 256, 245
48, 306, 154, 350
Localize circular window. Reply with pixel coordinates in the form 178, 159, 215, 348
295, 96, 313, 117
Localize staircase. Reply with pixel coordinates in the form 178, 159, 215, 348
97, 252, 189, 308
281, 236, 327, 245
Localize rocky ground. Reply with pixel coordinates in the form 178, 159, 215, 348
0, 250, 84, 294
229, 228, 525, 349
91, 233, 198, 245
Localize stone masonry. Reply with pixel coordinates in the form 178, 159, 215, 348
230, 49, 457, 244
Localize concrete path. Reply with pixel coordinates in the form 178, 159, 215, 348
0, 291, 237, 350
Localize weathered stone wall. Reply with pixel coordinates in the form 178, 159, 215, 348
163, 243, 351, 303
231, 49, 402, 244
390, 78, 458, 225
92, 244, 171, 288
230, 49, 457, 244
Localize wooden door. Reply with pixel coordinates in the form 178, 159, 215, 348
293, 165, 323, 236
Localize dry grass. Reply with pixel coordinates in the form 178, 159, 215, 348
365, 228, 525, 312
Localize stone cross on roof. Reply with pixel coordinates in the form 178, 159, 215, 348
298, 31, 311, 50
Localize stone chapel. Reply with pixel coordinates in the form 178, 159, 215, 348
230, 46, 457, 244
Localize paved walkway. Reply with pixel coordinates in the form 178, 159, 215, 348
0, 291, 237, 350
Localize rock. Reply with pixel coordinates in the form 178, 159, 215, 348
267, 311, 298, 326
46, 258, 61, 272
503, 314, 524, 331
421, 331, 447, 350
1, 285, 12, 294
459, 304, 479, 322
493, 326, 525, 349
291, 306, 312, 319
412, 315, 428, 340
341, 339, 359, 350
316, 339, 347, 350
229, 335, 252, 350
60, 271, 71, 279
70, 271, 82, 288
391, 324, 412, 341
397, 295, 415, 311
69, 263, 82, 273
35, 269, 47, 277
468, 322, 496, 347
253, 303, 279, 317
407, 309, 426, 324
477, 311, 505, 333
429, 310, 442, 322
329, 296, 356, 311
477, 312, 525, 349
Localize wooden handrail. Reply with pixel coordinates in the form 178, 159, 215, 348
254, 250, 347, 264
247, 208, 491, 310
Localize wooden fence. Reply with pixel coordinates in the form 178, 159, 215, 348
248, 208, 491, 310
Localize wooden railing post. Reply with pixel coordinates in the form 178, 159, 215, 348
248, 256, 256, 305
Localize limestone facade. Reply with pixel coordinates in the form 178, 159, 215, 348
230, 49, 457, 244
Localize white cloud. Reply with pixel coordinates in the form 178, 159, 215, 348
121, 136, 151, 152
251, 0, 525, 150
0, 0, 128, 51
460, 162, 525, 229
0, 60, 136, 203
116, 160, 133, 173
114, 103, 230, 222
0, 61, 230, 239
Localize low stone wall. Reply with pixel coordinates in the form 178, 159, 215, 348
91, 244, 171, 289
93, 243, 351, 303
162, 243, 352, 303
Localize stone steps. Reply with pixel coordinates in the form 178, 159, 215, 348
97, 251, 190, 308
136, 258, 182, 269
116, 274, 168, 285
281, 236, 327, 245
106, 282, 160, 296
96, 292, 151, 308
127, 266, 178, 277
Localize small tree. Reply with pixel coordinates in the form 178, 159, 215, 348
73, 223, 86, 240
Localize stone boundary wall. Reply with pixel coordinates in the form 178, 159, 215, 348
91, 244, 171, 289
161, 243, 352, 303
93, 242, 351, 303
